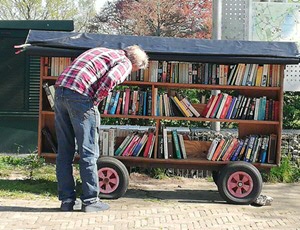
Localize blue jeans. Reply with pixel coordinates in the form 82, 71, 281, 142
54, 87, 100, 204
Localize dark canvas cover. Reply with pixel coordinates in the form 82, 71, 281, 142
22, 30, 300, 64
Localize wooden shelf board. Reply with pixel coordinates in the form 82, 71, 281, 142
123, 81, 281, 91
39, 153, 276, 170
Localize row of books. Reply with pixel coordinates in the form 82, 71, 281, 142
207, 134, 277, 164
152, 89, 200, 117
43, 57, 72, 76
42, 124, 277, 165
160, 128, 187, 160
116, 130, 156, 158
43, 82, 279, 122
127, 61, 282, 87
201, 93, 279, 121
43, 58, 281, 88
100, 89, 152, 116
99, 88, 201, 118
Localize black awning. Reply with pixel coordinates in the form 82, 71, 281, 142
22, 30, 300, 64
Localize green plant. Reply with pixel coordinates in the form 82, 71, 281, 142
149, 168, 168, 179
283, 92, 300, 129
267, 154, 300, 183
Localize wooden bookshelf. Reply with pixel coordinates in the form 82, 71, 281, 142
37, 45, 294, 204
39, 58, 284, 166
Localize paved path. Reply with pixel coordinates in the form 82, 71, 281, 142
0, 174, 300, 230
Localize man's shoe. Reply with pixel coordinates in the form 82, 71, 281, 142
81, 201, 110, 213
60, 200, 75, 211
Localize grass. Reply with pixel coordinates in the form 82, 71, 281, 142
0, 154, 81, 199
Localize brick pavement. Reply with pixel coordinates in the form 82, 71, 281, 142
0, 175, 300, 230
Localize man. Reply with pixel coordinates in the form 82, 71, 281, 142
54, 45, 149, 212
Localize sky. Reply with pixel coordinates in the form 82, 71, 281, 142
95, 0, 109, 12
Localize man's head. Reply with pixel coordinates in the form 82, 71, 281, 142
124, 45, 149, 72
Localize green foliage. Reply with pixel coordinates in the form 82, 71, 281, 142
283, 92, 300, 129
0, 0, 96, 32
267, 154, 300, 183
149, 168, 168, 180
0, 154, 45, 179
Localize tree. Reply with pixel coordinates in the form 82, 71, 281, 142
0, 0, 96, 32
89, 0, 212, 38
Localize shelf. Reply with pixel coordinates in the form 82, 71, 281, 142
123, 81, 281, 91
42, 76, 57, 80
40, 111, 280, 125
39, 153, 276, 170
41, 78, 281, 91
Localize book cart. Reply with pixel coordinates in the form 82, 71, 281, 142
23, 30, 300, 205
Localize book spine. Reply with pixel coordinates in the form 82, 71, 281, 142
42, 82, 55, 110
172, 130, 182, 159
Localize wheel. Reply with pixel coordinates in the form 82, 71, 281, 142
212, 171, 220, 185
97, 157, 129, 199
217, 161, 262, 205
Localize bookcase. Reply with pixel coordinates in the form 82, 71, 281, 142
32, 31, 300, 204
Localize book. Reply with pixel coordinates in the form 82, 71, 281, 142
181, 97, 200, 117
255, 65, 263, 86
123, 88, 131, 115
178, 134, 187, 159
230, 95, 243, 119
42, 82, 55, 110
209, 93, 224, 118
225, 96, 237, 119
172, 129, 182, 159
132, 132, 148, 156
122, 134, 140, 156
103, 92, 112, 115
163, 128, 169, 159
259, 135, 269, 163
206, 138, 219, 160
102, 130, 109, 156
211, 139, 225, 161
230, 139, 244, 161
167, 132, 174, 159
108, 128, 117, 156
222, 138, 239, 161
215, 93, 228, 119
143, 130, 155, 157
41, 127, 57, 153
114, 132, 135, 156
148, 134, 156, 158
216, 137, 232, 161
173, 96, 191, 117
244, 135, 257, 162
267, 134, 277, 164
201, 95, 216, 117
220, 95, 233, 119
109, 91, 120, 114
250, 136, 262, 163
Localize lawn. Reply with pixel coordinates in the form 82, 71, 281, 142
0, 154, 81, 199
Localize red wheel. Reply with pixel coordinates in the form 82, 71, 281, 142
227, 171, 253, 198
217, 162, 262, 204
98, 167, 120, 194
97, 157, 129, 199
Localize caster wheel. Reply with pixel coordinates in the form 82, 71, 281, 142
97, 157, 129, 199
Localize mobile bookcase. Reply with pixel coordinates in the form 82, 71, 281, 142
21, 30, 300, 205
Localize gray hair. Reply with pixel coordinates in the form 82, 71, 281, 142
124, 45, 149, 69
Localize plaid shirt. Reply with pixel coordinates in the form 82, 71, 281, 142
55, 47, 132, 105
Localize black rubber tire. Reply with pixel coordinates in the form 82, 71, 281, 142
212, 170, 220, 185
217, 161, 262, 204
97, 157, 129, 199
